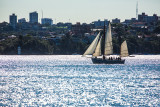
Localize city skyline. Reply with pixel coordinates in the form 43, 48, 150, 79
0, 0, 160, 24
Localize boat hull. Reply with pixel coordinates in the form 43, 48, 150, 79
91, 58, 125, 64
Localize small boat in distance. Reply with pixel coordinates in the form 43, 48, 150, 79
82, 22, 129, 64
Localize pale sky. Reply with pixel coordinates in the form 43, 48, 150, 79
0, 0, 160, 24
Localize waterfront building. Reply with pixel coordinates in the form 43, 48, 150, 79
112, 18, 120, 24
29, 11, 38, 23
18, 18, 26, 23
9, 13, 17, 29
18, 46, 21, 55
41, 18, 53, 25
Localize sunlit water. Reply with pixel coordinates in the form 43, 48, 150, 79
0, 55, 160, 106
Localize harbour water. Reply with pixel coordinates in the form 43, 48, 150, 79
0, 55, 160, 106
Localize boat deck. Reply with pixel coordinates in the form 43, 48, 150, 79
91, 58, 125, 64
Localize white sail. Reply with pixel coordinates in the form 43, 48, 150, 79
104, 23, 113, 55
120, 40, 129, 57
93, 36, 102, 57
82, 32, 101, 56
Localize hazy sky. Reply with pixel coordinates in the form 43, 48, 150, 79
0, 0, 160, 24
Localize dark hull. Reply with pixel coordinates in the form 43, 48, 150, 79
91, 58, 125, 64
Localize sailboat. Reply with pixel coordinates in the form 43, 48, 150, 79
82, 22, 129, 64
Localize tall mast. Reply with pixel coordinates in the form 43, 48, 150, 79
102, 20, 106, 56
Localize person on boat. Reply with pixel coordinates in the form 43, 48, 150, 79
118, 57, 121, 60
103, 55, 105, 60
111, 57, 113, 60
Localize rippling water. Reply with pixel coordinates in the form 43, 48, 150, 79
0, 55, 160, 106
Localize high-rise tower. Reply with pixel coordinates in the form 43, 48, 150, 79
29, 11, 38, 23
9, 13, 17, 29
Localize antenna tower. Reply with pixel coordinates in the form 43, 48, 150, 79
136, 1, 138, 19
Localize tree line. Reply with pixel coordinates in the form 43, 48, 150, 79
0, 22, 160, 55
0, 34, 160, 55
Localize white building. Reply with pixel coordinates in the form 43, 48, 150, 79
18, 46, 21, 55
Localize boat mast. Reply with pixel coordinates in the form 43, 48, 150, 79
102, 20, 106, 58
118, 32, 122, 57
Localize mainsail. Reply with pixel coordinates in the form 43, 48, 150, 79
104, 23, 113, 55
120, 40, 129, 57
93, 36, 102, 57
82, 32, 101, 56
82, 22, 128, 64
